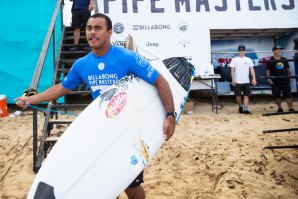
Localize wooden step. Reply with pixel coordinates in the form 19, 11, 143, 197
45, 136, 60, 144
48, 119, 73, 125
60, 51, 89, 59
59, 59, 76, 64
60, 51, 89, 56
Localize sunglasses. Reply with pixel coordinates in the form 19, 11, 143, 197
238, 49, 245, 51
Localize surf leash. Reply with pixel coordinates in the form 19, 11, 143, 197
26, 104, 79, 116
20, 88, 79, 116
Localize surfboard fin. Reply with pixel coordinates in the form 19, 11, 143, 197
33, 182, 56, 199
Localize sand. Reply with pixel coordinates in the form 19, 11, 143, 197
0, 96, 297, 199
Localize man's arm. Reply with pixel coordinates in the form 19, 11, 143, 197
287, 68, 292, 76
154, 74, 175, 141
16, 83, 70, 108
231, 67, 236, 86
266, 69, 273, 85
249, 66, 257, 86
285, 60, 292, 76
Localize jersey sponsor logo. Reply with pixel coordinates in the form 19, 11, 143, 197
113, 22, 125, 34
88, 74, 118, 80
106, 91, 127, 118
98, 62, 105, 70
132, 24, 170, 31
147, 66, 155, 79
89, 73, 119, 94
135, 54, 148, 67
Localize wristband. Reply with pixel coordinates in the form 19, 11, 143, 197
166, 111, 177, 118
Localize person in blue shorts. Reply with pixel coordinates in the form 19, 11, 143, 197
16, 13, 176, 199
69, 0, 94, 51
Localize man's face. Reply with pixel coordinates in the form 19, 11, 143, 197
273, 49, 282, 56
86, 17, 112, 49
238, 48, 245, 56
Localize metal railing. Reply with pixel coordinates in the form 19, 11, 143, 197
32, 0, 64, 173
30, 0, 64, 89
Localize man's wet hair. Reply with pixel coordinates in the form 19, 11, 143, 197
90, 13, 112, 30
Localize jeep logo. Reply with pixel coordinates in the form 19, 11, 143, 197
145, 42, 159, 47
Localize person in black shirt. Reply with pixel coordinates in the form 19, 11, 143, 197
266, 45, 294, 112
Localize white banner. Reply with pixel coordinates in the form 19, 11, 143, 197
97, 0, 298, 75
98, 0, 298, 28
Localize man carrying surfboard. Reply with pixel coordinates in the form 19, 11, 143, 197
16, 13, 176, 199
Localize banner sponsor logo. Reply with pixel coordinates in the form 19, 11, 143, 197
145, 42, 159, 47
112, 41, 126, 47
177, 21, 189, 32
132, 24, 171, 31
113, 22, 125, 34
178, 40, 190, 48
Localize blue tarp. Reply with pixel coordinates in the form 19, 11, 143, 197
0, 0, 63, 104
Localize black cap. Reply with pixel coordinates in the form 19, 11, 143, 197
238, 45, 246, 51
272, 45, 283, 51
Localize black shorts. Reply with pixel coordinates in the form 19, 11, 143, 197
128, 171, 144, 188
271, 84, 292, 99
234, 83, 251, 96
72, 10, 91, 29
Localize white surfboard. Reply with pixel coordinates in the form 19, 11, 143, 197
27, 57, 194, 199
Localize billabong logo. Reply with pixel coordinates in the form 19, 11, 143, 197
132, 24, 170, 31
178, 22, 189, 32
113, 23, 124, 34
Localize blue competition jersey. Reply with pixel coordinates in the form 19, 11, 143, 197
62, 45, 159, 99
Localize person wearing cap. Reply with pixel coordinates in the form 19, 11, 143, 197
230, 45, 257, 114
266, 45, 294, 112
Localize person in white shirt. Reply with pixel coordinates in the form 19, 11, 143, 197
230, 45, 257, 114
